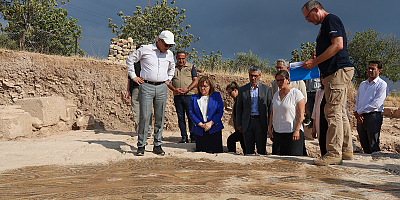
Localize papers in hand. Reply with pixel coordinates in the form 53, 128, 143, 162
289, 61, 320, 81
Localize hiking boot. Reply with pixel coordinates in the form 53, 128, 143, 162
136, 147, 145, 156
179, 136, 189, 143
342, 152, 353, 160
153, 145, 165, 155
313, 155, 343, 166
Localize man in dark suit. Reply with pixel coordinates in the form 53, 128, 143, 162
236, 66, 273, 155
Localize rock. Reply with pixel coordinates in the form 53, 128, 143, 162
31, 117, 44, 129
0, 106, 32, 139
76, 115, 95, 130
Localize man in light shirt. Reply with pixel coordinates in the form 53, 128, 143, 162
126, 30, 176, 156
354, 61, 388, 154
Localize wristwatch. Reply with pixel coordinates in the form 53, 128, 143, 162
187, 87, 191, 93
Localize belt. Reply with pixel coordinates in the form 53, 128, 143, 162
250, 115, 260, 119
363, 111, 381, 115
144, 80, 164, 85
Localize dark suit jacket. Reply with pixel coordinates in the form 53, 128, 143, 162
236, 82, 272, 134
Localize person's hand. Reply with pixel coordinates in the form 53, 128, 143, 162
203, 121, 213, 132
164, 80, 170, 86
354, 111, 364, 123
311, 127, 317, 139
237, 126, 243, 133
292, 130, 300, 141
176, 88, 187, 95
125, 90, 130, 100
198, 122, 205, 129
301, 59, 316, 69
132, 77, 144, 85
268, 128, 273, 141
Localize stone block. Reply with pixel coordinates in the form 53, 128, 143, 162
65, 102, 77, 127
0, 106, 32, 139
16, 97, 66, 126
383, 107, 400, 118
76, 115, 95, 130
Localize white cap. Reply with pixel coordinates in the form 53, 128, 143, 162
158, 30, 175, 45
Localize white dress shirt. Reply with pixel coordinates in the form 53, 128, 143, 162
126, 43, 175, 82
354, 76, 388, 114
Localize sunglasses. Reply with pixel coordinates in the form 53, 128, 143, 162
305, 7, 315, 20
161, 39, 174, 48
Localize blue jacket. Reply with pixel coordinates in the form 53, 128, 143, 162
189, 92, 224, 136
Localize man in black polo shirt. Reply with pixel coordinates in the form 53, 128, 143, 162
301, 1, 354, 166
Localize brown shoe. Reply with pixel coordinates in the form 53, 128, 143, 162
313, 155, 343, 166
342, 152, 353, 160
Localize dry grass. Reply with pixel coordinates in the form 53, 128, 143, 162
386, 91, 400, 102
200, 68, 275, 80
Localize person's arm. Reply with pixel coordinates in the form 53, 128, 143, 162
165, 55, 175, 85
301, 36, 343, 69
236, 87, 244, 133
127, 48, 144, 85
299, 81, 307, 103
189, 95, 202, 128
268, 109, 274, 141
311, 119, 317, 139
293, 98, 305, 141
125, 79, 130, 100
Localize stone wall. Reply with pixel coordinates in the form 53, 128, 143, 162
107, 38, 136, 62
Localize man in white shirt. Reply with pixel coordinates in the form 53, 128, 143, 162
354, 61, 388, 154
126, 30, 176, 156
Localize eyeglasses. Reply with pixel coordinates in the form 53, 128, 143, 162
249, 74, 260, 78
276, 67, 286, 70
275, 78, 286, 83
305, 7, 315, 20
161, 39, 174, 48
227, 90, 234, 95
200, 85, 209, 88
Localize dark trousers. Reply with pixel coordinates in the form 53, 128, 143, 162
305, 92, 316, 123
227, 131, 246, 154
357, 112, 383, 154
195, 130, 223, 153
272, 130, 304, 156
319, 96, 328, 156
243, 118, 266, 155
174, 95, 193, 139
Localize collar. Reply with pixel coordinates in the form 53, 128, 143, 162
250, 82, 259, 89
368, 76, 381, 84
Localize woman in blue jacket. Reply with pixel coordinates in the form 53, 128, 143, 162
189, 76, 224, 153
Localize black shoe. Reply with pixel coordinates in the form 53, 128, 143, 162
136, 147, 145, 156
179, 136, 189, 143
153, 145, 165, 155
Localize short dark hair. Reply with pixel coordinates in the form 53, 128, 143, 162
197, 76, 215, 95
176, 50, 186, 56
226, 81, 239, 91
303, 1, 324, 11
275, 70, 290, 80
369, 60, 382, 69
249, 66, 262, 74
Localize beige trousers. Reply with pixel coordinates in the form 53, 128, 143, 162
323, 67, 354, 157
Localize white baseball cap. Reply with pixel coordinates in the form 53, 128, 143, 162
158, 30, 175, 45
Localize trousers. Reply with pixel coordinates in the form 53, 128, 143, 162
173, 95, 193, 138
137, 83, 167, 147
130, 86, 152, 133
323, 67, 354, 157
357, 112, 382, 153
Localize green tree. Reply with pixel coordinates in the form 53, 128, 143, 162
0, 0, 83, 56
233, 50, 272, 74
347, 28, 400, 84
108, 0, 199, 59
290, 42, 316, 62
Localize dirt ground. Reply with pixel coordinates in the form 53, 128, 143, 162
1, 50, 400, 199
1, 129, 400, 199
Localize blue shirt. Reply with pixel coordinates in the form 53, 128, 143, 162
250, 83, 259, 115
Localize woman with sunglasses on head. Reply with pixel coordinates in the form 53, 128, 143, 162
268, 70, 306, 156
189, 76, 224, 153
225, 82, 246, 154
